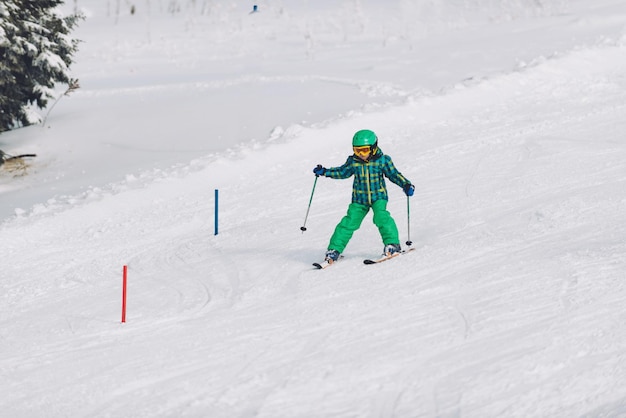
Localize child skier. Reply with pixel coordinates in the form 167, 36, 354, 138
313, 129, 415, 263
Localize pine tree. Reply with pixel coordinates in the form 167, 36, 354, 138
0, 0, 82, 133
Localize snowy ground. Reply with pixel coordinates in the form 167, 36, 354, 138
1, 1, 626, 416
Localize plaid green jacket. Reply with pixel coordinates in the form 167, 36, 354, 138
324, 148, 411, 206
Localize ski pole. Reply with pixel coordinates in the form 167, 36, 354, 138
300, 172, 319, 232
406, 195, 413, 247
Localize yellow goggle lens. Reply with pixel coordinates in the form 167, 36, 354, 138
353, 146, 371, 156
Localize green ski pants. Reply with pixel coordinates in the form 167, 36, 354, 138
328, 200, 399, 253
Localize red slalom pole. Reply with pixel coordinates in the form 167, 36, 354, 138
121, 265, 128, 323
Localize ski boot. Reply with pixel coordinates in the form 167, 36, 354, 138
325, 249, 341, 263
383, 244, 401, 256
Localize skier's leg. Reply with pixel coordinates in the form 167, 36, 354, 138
371, 199, 400, 245
328, 203, 369, 253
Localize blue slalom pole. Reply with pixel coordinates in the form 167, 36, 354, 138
214, 189, 219, 235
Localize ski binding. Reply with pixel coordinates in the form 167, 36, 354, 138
363, 247, 415, 265
313, 255, 343, 269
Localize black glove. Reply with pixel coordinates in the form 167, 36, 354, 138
403, 183, 415, 197
313, 164, 326, 176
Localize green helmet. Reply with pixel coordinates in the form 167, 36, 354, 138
352, 129, 378, 147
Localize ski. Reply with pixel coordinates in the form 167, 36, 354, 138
313, 255, 343, 269
363, 247, 415, 265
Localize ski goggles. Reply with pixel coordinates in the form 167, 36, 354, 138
353, 145, 372, 159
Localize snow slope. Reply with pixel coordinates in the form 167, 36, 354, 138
1, 1, 626, 416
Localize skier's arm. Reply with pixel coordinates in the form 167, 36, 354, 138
382, 156, 411, 189
324, 157, 355, 179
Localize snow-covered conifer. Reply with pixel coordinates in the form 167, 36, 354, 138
0, 0, 82, 132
